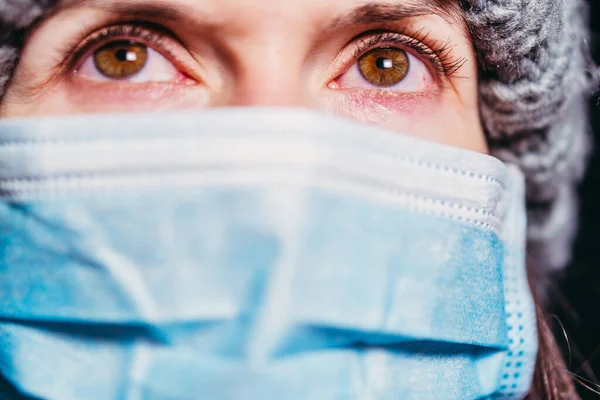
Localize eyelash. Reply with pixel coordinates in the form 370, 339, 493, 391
351, 30, 466, 77
68, 24, 184, 74
64, 23, 466, 82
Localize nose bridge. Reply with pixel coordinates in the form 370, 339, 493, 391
228, 37, 313, 107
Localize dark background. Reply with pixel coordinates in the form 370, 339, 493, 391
550, 1, 600, 398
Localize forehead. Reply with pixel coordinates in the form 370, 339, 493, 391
57, 0, 464, 31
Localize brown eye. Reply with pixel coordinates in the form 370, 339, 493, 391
358, 48, 409, 87
93, 41, 148, 79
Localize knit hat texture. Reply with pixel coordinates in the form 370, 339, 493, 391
0, 0, 597, 275
462, 0, 597, 274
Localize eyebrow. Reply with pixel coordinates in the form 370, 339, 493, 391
56, 0, 463, 31
329, 1, 463, 30
57, 0, 187, 21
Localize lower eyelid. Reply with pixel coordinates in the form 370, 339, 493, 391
321, 88, 441, 123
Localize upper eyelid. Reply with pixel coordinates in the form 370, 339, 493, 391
60, 22, 208, 82
348, 30, 465, 77
326, 30, 444, 86
352, 32, 438, 72
71, 24, 175, 67
66, 22, 210, 85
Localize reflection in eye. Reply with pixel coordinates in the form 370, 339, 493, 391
94, 41, 148, 79
76, 39, 182, 83
358, 48, 408, 87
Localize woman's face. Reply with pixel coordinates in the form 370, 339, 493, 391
0, 0, 487, 152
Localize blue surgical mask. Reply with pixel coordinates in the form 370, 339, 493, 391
0, 108, 537, 400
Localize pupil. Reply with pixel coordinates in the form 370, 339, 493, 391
375, 57, 393, 69
115, 49, 129, 62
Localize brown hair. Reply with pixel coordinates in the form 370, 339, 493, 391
525, 258, 581, 400
527, 306, 579, 399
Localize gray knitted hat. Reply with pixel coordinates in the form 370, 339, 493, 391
0, 0, 597, 276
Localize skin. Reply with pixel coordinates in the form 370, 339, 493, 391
0, 0, 487, 153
